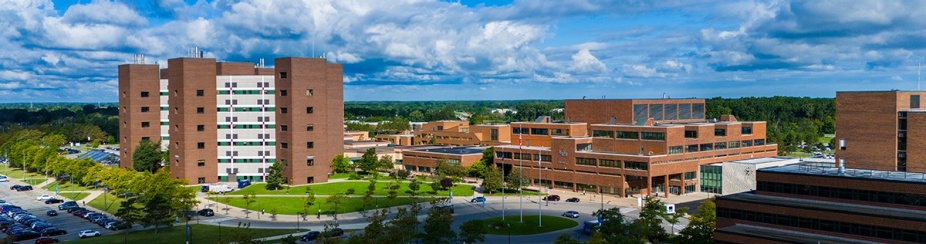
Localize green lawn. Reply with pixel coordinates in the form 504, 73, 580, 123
329, 173, 352, 179
484, 215, 579, 235
44, 181, 94, 192
58, 192, 91, 201
88, 193, 125, 215
209, 196, 423, 215
0, 167, 46, 180
23, 178, 47, 185
230, 182, 474, 197
66, 224, 300, 244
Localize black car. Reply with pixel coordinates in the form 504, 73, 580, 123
40, 228, 66, 236
8, 185, 20, 190
300, 231, 321, 241
15, 186, 33, 191
58, 202, 77, 211
565, 197, 580, 202
323, 228, 344, 237
542, 195, 561, 201
44, 199, 63, 204
106, 221, 131, 230
197, 208, 214, 217
45, 211, 57, 217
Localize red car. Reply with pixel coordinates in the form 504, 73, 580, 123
35, 237, 59, 244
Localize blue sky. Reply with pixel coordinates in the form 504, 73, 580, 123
1, 0, 923, 102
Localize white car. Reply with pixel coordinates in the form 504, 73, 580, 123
78, 229, 101, 238
0, 176, 8, 182
36, 194, 52, 201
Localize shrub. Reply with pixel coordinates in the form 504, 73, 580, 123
348, 173, 363, 180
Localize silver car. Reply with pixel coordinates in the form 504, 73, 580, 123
562, 211, 579, 218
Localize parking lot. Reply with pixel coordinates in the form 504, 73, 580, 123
0, 181, 117, 243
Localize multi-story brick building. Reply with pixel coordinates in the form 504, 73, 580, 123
714, 164, 926, 243
836, 90, 926, 172
118, 56, 343, 184
413, 121, 511, 146
494, 99, 777, 197
402, 147, 485, 173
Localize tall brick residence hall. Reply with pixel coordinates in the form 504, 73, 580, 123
493, 99, 777, 197
118, 54, 343, 185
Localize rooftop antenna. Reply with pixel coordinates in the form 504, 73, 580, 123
918, 62, 921, 91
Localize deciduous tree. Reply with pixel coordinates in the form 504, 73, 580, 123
459, 219, 487, 244
266, 161, 286, 190
131, 139, 161, 173
331, 154, 352, 173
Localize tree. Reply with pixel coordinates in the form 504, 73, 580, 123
266, 161, 286, 190
243, 193, 257, 218
223, 196, 232, 214
482, 164, 502, 194
228, 222, 259, 244
270, 207, 278, 220
408, 179, 421, 198
358, 148, 379, 174
553, 233, 581, 244
331, 154, 352, 173
363, 178, 377, 210
141, 194, 173, 234
459, 219, 487, 244
632, 196, 668, 243
131, 139, 161, 173
439, 178, 453, 190
594, 207, 638, 243
302, 187, 316, 221
434, 160, 466, 178
505, 169, 526, 190
662, 205, 689, 235
386, 180, 400, 202
317, 221, 344, 244
678, 200, 716, 243
377, 155, 394, 172
396, 169, 411, 179
422, 199, 456, 244
352, 209, 388, 242
326, 193, 344, 220
382, 203, 421, 243
115, 197, 143, 242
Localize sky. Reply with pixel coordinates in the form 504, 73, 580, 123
2, 0, 925, 103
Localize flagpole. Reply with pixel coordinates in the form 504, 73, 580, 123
519, 125, 523, 223
538, 145, 542, 227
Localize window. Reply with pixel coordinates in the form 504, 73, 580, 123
141, 122, 150, 128
714, 128, 726, 136
280, 72, 287, 79
307, 158, 315, 166
141, 137, 150, 141
280, 107, 288, 114
197, 125, 205, 131
197, 160, 205, 167
684, 130, 698, 138
307, 177, 314, 183
700, 143, 713, 151
714, 142, 727, 149
641, 132, 665, 140
306, 89, 313, 96
669, 146, 683, 154
741, 127, 753, 134
616, 131, 639, 139
196, 90, 204, 96
306, 107, 314, 113
280, 90, 287, 96
729, 141, 741, 148
141, 91, 149, 97
624, 161, 648, 170
754, 139, 766, 146
197, 177, 205, 184
281, 143, 288, 149
491, 129, 498, 141
685, 172, 696, 180
600, 159, 620, 168
839, 139, 846, 150
530, 128, 548, 135
197, 142, 205, 149
685, 144, 699, 152
141, 107, 150, 112
307, 142, 314, 148
307, 124, 314, 131
281, 125, 288, 131
513, 127, 528, 134
913, 95, 921, 108
197, 107, 204, 114
576, 158, 597, 166
593, 130, 614, 138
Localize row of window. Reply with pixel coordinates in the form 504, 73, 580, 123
512, 127, 570, 136
573, 158, 649, 170
682, 139, 764, 152
218, 159, 277, 163
508, 153, 553, 162
217, 90, 276, 95
757, 181, 926, 207
717, 207, 926, 242
217, 141, 277, 146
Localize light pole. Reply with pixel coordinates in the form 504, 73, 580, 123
519, 136, 524, 223
537, 147, 542, 227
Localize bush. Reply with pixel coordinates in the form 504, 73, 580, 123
348, 173, 363, 180
345, 188, 356, 195
396, 170, 411, 179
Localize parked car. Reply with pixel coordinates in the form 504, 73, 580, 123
43, 199, 63, 204
9, 185, 20, 190
542, 195, 561, 201
77, 230, 100, 238
434, 204, 454, 214
58, 201, 77, 211
197, 208, 214, 217
562, 211, 580, 218
565, 197, 580, 203
106, 221, 131, 230
39, 228, 66, 237
45, 211, 57, 217
0, 176, 8, 182
324, 228, 344, 237
16, 186, 33, 191
300, 231, 321, 241
470, 196, 486, 203
35, 195, 52, 201
34, 237, 58, 244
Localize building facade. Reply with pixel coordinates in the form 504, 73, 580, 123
493, 99, 776, 197
714, 164, 926, 243
413, 121, 511, 146
118, 57, 343, 184
402, 147, 485, 173
836, 90, 926, 172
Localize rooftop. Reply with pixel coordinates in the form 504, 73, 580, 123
727, 156, 798, 165
720, 193, 926, 222
760, 163, 926, 183
414, 147, 484, 155
716, 224, 880, 244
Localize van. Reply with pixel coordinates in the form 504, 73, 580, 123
209, 184, 233, 193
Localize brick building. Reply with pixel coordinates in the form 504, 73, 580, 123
836, 90, 926, 172
413, 121, 511, 146
493, 99, 776, 197
714, 164, 926, 243
402, 147, 485, 173
118, 56, 343, 184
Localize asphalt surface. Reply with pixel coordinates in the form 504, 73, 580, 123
0, 181, 118, 243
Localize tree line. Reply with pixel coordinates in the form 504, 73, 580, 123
706, 97, 835, 154
0, 104, 118, 144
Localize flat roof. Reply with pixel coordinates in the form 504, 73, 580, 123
760, 164, 926, 183
413, 147, 484, 155
728, 156, 798, 165
716, 224, 880, 244
720, 193, 926, 222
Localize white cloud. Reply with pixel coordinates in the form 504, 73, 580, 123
61, 1, 146, 27
569, 48, 607, 74
892, 75, 903, 81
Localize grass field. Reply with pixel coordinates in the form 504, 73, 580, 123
328, 173, 352, 179
88, 193, 124, 215
58, 192, 91, 201
23, 178, 46, 185
484, 215, 579, 235
229, 181, 474, 197
0, 167, 46, 180
67, 224, 300, 244
44, 181, 93, 192
209, 196, 426, 215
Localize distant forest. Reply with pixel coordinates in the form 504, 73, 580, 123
0, 97, 834, 155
